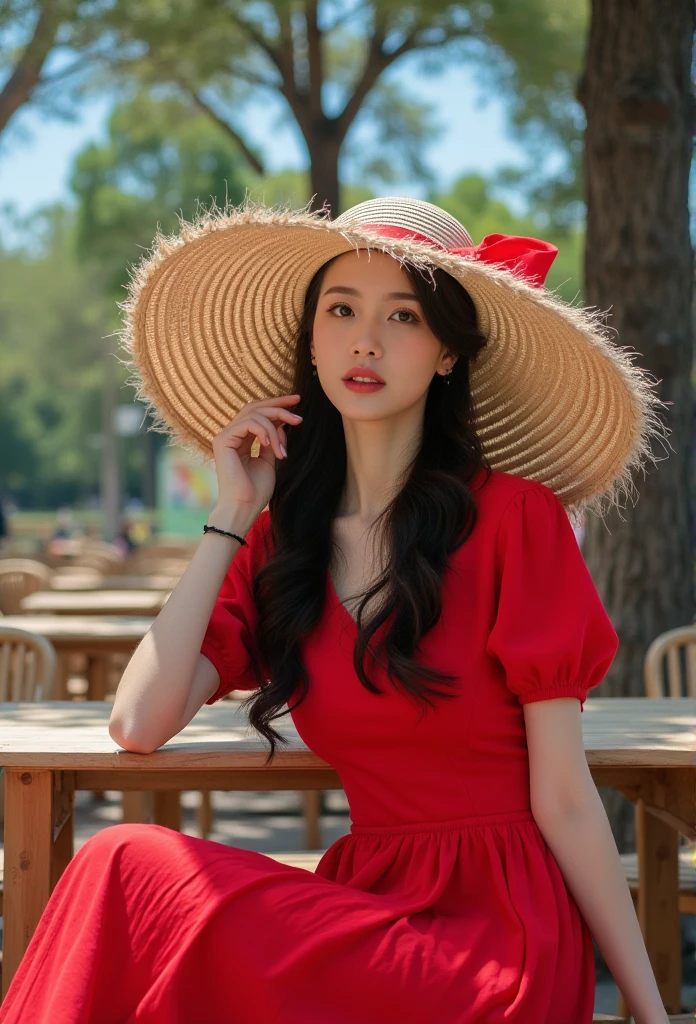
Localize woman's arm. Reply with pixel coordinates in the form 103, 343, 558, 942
108, 506, 257, 753
523, 697, 670, 1024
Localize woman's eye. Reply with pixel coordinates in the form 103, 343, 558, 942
327, 303, 418, 324
390, 309, 418, 324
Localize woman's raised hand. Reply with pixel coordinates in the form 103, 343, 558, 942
209, 395, 303, 525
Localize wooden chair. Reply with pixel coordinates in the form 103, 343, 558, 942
622, 622, 696, 905
0, 559, 53, 615
73, 541, 125, 574
0, 624, 58, 918
0, 624, 57, 701
616, 625, 696, 1017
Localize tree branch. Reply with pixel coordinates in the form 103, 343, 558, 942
0, 0, 62, 134
227, 8, 286, 82
334, 12, 399, 139
227, 5, 301, 120
336, 21, 472, 141
225, 61, 280, 91
324, 1, 373, 35
305, 0, 323, 119
191, 91, 266, 175
274, 5, 301, 111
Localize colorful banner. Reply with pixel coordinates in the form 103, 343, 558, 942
156, 445, 218, 537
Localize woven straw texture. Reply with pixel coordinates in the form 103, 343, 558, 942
120, 196, 670, 518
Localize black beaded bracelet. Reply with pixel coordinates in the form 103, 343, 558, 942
203, 524, 248, 546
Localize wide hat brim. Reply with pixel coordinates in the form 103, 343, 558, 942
121, 198, 668, 517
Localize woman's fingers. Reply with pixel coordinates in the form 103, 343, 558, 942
212, 396, 302, 460
245, 414, 286, 460
253, 406, 303, 427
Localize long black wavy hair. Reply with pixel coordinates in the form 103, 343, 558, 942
242, 253, 491, 762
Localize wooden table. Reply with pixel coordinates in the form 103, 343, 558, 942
21, 590, 169, 616
51, 573, 177, 592
0, 616, 152, 700
0, 698, 693, 1008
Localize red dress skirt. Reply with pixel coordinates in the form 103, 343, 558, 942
1, 469, 619, 1024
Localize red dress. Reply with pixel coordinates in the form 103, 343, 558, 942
1, 468, 619, 1024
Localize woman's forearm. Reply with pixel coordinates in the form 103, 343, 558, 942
534, 788, 670, 1024
109, 505, 257, 749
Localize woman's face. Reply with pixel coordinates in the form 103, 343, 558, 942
310, 249, 455, 421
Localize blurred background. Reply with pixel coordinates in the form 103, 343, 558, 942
0, 1, 695, 1014
0, 0, 598, 546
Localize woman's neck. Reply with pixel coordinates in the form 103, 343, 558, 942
338, 409, 423, 523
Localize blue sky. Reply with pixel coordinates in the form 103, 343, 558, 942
0, 59, 531, 216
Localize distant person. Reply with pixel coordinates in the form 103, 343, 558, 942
114, 520, 137, 555
50, 507, 74, 540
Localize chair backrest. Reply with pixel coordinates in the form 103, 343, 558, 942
74, 541, 125, 574
643, 625, 696, 698
0, 625, 57, 700
0, 559, 54, 615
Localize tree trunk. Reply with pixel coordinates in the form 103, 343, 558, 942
580, 0, 695, 853
307, 129, 342, 216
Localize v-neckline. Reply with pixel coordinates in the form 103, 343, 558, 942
325, 571, 395, 637
326, 571, 359, 628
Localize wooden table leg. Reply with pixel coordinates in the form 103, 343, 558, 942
153, 791, 182, 831
121, 791, 153, 823
86, 655, 109, 702
198, 791, 213, 839
53, 654, 71, 701
303, 790, 322, 849
86, 657, 110, 800
3, 768, 75, 1000
636, 797, 681, 1013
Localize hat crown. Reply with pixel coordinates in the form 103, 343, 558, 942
334, 197, 474, 251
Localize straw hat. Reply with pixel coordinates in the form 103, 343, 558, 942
121, 195, 669, 517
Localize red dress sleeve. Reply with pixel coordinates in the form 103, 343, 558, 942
485, 484, 619, 712
201, 509, 272, 705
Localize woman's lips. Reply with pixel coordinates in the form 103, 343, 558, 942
343, 379, 386, 393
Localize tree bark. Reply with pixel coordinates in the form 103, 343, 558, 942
580, 0, 695, 852
0, 0, 61, 136
308, 129, 342, 215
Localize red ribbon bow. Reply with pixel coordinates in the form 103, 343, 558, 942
361, 225, 558, 289
450, 233, 558, 289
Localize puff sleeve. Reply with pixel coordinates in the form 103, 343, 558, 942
485, 484, 619, 711
201, 509, 272, 704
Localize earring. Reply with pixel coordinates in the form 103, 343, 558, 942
311, 356, 317, 377
445, 368, 452, 385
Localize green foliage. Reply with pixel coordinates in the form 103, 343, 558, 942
84, 0, 587, 221
71, 91, 252, 295
0, 206, 109, 504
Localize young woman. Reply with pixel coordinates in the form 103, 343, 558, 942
1, 198, 670, 1024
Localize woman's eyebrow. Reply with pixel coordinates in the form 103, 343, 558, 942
323, 285, 420, 301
